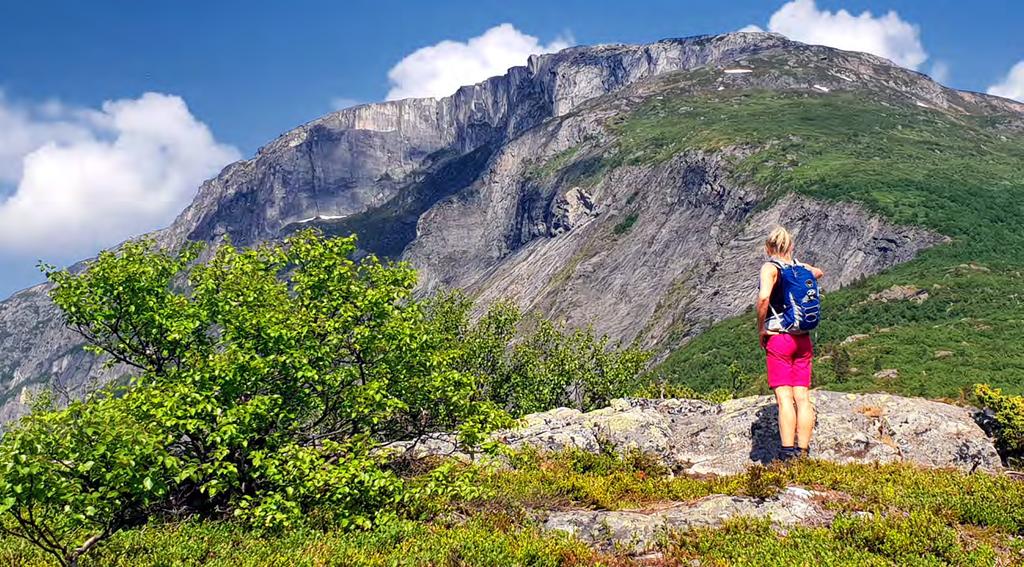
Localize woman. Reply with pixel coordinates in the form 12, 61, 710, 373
756, 227, 824, 461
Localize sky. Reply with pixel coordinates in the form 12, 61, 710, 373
0, 0, 1022, 297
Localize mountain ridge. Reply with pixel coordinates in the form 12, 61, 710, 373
1, 31, 1022, 421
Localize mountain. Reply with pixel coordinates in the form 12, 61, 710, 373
2, 31, 1023, 421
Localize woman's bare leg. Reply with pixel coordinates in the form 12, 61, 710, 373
793, 386, 814, 450
774, 386, 797, 448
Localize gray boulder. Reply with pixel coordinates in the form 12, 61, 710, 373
543, 487, 830, 554
490, 391, 1001, 474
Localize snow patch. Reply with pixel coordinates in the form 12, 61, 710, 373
724, 68, 753, 74
295, 214, 346, 224
813, 85, 830, 93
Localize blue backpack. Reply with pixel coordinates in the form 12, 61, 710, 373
769, 260, 821, 333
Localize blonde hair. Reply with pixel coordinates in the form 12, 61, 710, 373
765, 226, 794, 256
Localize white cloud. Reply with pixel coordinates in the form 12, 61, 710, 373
385, 23, 572, 100
330, 97, 362, 110
0, 92, 95, 186
0, 92, 239, 259
987, 61, 1024, 102
929, 61, 951, 84
746, 0, 928, 69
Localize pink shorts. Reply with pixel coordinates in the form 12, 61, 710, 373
765, 333, 813, 389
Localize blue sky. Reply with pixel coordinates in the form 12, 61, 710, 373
0, 0, 1022, 296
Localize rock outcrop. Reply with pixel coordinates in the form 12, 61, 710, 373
391, 391, 1002, 556
544, 487, 830, 554
399, 391, 1002, 474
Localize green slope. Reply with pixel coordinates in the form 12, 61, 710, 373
615, 88, 1024, 398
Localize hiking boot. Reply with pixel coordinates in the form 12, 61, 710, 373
777, 446, 801, 462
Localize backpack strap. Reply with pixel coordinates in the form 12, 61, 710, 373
765, 260, 784, 320
769, 258, 797, 268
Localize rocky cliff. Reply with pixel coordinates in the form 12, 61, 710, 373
2, 31, 1022, 421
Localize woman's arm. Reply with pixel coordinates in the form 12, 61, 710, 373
795, 259, 824, 279
756, 263, 778, 348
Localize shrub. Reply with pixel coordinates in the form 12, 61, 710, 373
0, 390, 174, 566
744, 464, 785, 500
0, 231, 511, 565
631, 378, 733, 403
426, 291, 652, 416
0, 233, 654, 564
974, 383, 1024, 466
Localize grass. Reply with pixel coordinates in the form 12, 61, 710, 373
3, 451, 1023, 565
526, 146, 581, 180
615, 89, 1024, 398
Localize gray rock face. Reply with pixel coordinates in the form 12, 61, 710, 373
0, 284, 112, 421
491, 392, 1001, 475
422, 151, 943, 349
1, 31, 1021, 421
173, 32, 861, 251
544, 487, 829, 554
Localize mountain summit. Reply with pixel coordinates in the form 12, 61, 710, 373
1, 31, 1022, 420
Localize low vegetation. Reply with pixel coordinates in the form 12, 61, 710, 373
2, 450, 1023, 565
612, 212, 639, 235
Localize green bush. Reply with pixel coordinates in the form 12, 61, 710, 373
974, 384, 1024, 466
0, 232, 511, 565
0, 390, 175, 566
426, 291, 651, 416
631, 376, 735, 402
0, 233, 653, 565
